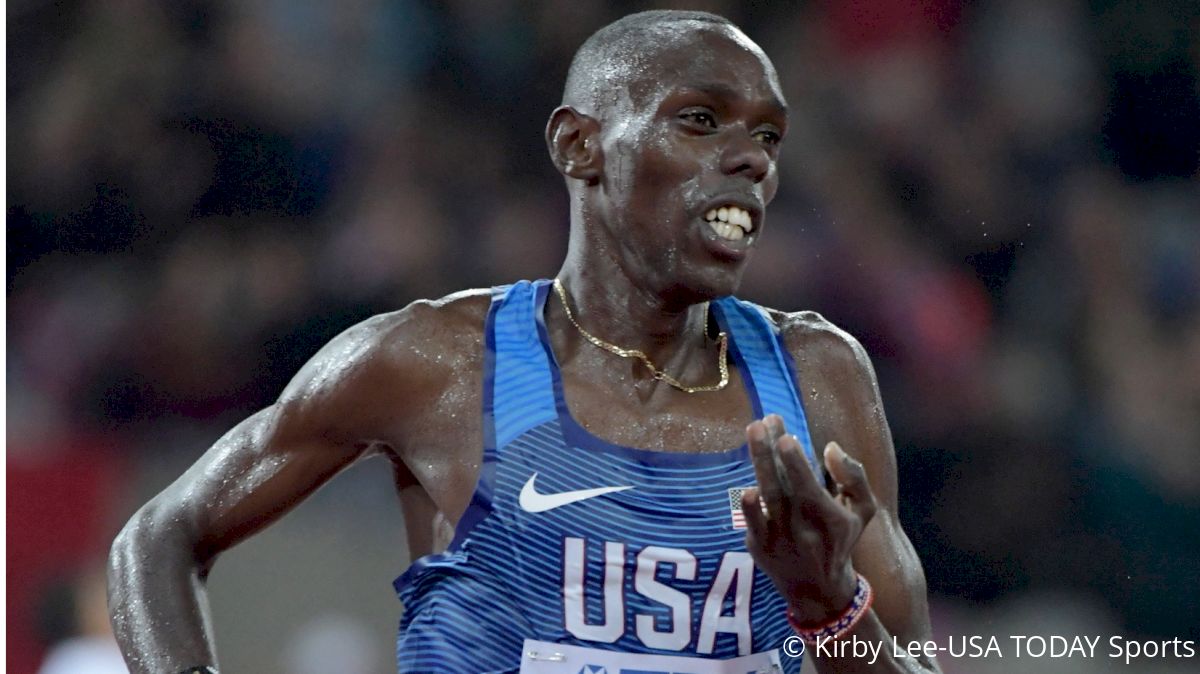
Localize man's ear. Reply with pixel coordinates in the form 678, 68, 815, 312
545, 106, 602, 185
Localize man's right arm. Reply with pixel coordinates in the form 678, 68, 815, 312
106, 304, 462, 674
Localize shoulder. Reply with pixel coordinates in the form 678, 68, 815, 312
352, 287, 490, 349
759, 306, 888, 452
278, 288, 493, 410
758, 305, 899, 504
373, 287, 494, 358
760, 307, 876, 384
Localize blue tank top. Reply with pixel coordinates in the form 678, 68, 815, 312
395, 279, 819, 673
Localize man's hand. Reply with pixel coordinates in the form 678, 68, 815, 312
742, 414, 879, 625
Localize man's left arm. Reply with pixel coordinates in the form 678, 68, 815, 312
743, 312, 941, 673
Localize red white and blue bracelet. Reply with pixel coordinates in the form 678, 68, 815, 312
787, 573, 875, 644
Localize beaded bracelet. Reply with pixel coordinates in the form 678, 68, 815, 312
787, 573, 874, 644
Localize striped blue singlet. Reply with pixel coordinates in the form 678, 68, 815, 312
395, 279, 820, 673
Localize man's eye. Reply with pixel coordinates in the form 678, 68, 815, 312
681, 110, 717, 129
753, 129, 781, 145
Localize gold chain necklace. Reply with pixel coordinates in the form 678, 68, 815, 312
552, 278, 729, 393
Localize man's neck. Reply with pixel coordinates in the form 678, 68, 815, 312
551, 258, 713, 375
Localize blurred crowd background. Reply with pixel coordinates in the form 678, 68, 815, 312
7, 1, 1199, 673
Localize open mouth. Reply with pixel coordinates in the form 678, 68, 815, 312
703, 205, 753, 241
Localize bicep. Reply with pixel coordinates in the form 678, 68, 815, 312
787, 315, 935, 644
853, 507, 935, 645
837, 343, 936, 645
153, 403, 366, 565
149, 315, 416, 563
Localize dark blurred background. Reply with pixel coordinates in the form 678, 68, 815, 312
7, 1, 1199, 673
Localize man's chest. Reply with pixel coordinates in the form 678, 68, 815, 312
399, 352, 842, 528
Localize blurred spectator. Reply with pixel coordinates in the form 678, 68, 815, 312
35, 568, 129, 674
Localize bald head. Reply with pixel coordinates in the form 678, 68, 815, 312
546, 10, 789, 300
563, 10, 742, 115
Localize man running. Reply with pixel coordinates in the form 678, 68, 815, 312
109, 10, 941, 674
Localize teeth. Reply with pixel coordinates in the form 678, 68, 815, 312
707, 220, 745, 241
703, 205, 753, 232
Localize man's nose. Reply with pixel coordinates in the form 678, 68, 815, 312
719, 128, 771, 183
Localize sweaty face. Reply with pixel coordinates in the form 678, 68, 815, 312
594, 24, 788, 301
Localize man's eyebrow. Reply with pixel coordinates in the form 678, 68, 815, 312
675, 82, 789, 117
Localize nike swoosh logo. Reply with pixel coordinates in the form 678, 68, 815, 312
518, 473, 633, 513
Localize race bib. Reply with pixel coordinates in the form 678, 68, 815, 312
519, 639, 783, 674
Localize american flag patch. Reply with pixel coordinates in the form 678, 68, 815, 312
728, 487, 750, 529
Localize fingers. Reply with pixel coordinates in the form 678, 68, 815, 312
741, 488, 770, 551
749, 416, 832, 524
778, 433, 823, 496
823, 442, 878, 525
748, 417, 880, 530
747, 419, 786, 521
776, 432, 835, 530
